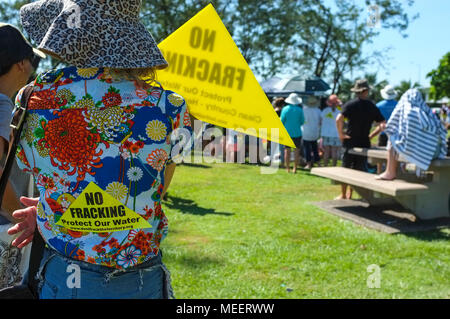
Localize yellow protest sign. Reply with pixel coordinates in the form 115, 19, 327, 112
56, 182, 151, 233
158, 4, 295, 148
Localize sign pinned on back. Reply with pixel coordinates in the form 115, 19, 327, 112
56, 182, 151, 233
158, 4, 295, 148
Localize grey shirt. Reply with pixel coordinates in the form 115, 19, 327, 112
0, 93, 36, 202
0, 93, 14, 143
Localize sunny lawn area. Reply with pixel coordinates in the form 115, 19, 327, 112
160, 161, 450, 299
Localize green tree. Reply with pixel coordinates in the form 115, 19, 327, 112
1, 0, 416, 87
427, 52, 450, 101
284, 0, 417, 93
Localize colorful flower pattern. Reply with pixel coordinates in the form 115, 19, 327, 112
15, 66, 192, 269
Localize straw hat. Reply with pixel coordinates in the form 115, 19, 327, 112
20, 0, 168, 69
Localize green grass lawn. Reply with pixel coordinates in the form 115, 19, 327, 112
160, 161, 450, 299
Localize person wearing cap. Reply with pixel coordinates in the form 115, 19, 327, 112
0, 23, 45, 223
320, 94, 342, 167
335, 79, 386, 199
280, 93, 305, 173
7, 0, 193, 299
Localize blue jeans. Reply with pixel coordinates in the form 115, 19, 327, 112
303, 140, 320, 163
37, 247, 174, 299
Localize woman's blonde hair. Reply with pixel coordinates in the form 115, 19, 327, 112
105, 67, 157, 87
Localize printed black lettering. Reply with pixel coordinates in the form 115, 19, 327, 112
94, 192, 103, 205
118, 205, 126, 217
97, 207, 106, 219
177, 54, 184, 75
162, 51, 246, 90
222, 66, 236, 88
83, 207, 91, 219
189, 26, 202, 49
109, 206, 118, 218
70, 208, 77, 218
165, 51, 178, 74
85, 192, 95, 205
75, 208, 83, 218
202, 29, 216, 52
197, 59, 209, 80
209, 63, 222, 85
90, 207, 98, 219
183, 56, 197, 78
236, 69, 246, 90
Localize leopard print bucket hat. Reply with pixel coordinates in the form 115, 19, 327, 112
19, 0, 168, 70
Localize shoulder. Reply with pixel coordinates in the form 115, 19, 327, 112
343, 98, 357, 108
0, 94, 14, 110
376, 100, 386, 107
162, 90, 186, 107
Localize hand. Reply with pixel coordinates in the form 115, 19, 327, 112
7, 197, 39, 248
339, 133, 350, 143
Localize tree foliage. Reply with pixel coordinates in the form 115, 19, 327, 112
427, 52, 450, 101
1, 0, 417, 93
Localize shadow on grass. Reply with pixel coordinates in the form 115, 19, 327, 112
172, 254, 224, 269
314, 199, 450, 240
399, 228, 450, 242
179, 162, 212, 169
164, 195, 234, 217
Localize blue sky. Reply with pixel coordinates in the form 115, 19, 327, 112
359, 0, 450, 88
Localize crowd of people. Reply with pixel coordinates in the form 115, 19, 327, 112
272, 79, 449, 199
0, 0, 448, 300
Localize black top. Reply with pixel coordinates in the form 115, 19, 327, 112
341, 97, 385, 148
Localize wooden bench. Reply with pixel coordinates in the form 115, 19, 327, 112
311, 148, 450, 220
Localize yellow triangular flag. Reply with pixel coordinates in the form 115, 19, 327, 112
158, 4, 295, 148
56, 182, 151, 233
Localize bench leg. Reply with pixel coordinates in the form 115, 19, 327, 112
396, 170, 450, 220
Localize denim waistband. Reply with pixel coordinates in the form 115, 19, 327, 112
41, 246, 163, 274
37, 246, 175, 298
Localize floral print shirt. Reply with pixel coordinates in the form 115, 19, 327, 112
15, 66, 192, 269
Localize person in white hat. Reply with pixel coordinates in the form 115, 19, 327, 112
280, 93, 304, 173
376, 85, 398, 147
8, 0, 193, 299
371, 84, 399, 173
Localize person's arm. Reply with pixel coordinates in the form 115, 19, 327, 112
162, 162, 176, 200
336, 113, 350, 142
0, 137, 22, 222
8, 196, 38, 248
280, 108, 286, 125
369, 121, 386, 140
369, 105, 387, 140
